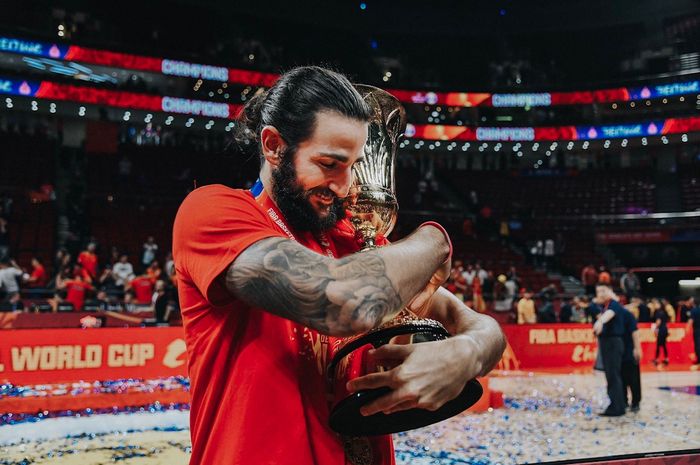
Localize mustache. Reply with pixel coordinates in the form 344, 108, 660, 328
306, 188, 343, 201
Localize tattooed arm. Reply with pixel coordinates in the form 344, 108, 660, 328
225, 225, 450, 336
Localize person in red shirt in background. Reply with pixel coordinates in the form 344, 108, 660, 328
581, 263, 598, 296
24, 257, 47, 288
61, 274, 93, 311
72, 264, 93, 284
146, 260, 162, 284
173, 66, 506, 465
77, 243, 98, 281
598, 265, 612, 285
127, 275, 155, 305
472, 275, 486, 313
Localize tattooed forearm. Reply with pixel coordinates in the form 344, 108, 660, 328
226, 237, 402, 336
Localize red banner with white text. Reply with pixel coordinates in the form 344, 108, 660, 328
0, 327, 188, 385
498, 323, 696, 371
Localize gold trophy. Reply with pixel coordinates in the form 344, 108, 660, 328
327, 85, 482, 436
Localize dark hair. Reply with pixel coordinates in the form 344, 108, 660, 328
235, 66, 371, 159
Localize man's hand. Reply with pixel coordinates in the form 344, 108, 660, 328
593, 320, 603, 336
633, 347, 642, 362
346, 336, 480, 416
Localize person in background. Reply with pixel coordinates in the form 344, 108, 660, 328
453, 266, 467, 301
662, 298, 676, 323
581, 264, 598, 296
652, 297, 670, 366
582, 295, 601, 323
637, 297, 651, 322
0, 259, 23, 300
94, 290, 111, 311
493, 274, 511, 312
24, 257, 47, 288
462, 263, 476, 287
142, 236, 159, 268
685, 297, 700, 370
127, 274, 155, 305
517, 290, 537, 324
482, 270, 494, 302
59, 274, 94, 311
570, 296, 586, 323
112, 255, 135, 288
122, 290, 138, 312
507, 266, 520, 289
153, 279, 169, 324
620, 270, 640, 300
598, 266, 611, 285
559, 296, 574, 323
164, 252, 176, 279
472, 274, 485, 313
77, 243, 98, 281
621, 305, 642, 412
146, 260, 162, 283
593, 283, 626, 416
678, 297, 694, 323
537, 299, 556, 323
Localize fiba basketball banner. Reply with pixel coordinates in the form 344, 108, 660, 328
0, 328, 188, 385
498, 323, 696, 370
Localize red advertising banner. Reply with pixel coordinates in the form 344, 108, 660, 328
0, 327, 188, 385
1, 324, 695, 385
498, 323, 696, 371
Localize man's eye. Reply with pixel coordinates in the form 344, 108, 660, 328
320, 161, 336, 169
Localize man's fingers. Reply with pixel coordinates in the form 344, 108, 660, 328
383, 398, 419, 415
360, 388, 417, 416
347, 371, 394, 392
371, 343, 413, 361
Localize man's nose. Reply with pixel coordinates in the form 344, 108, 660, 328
328, 168, 353, 198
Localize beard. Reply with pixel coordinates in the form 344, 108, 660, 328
270, 151, 345, 234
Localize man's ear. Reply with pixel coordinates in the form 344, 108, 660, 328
260, 125, 286, 167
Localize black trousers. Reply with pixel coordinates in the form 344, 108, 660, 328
621, 360, 641, 407
694, 332, 700, 364
655, 330, 668, 359
599, 337, 625, 414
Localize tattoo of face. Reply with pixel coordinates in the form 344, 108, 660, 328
226, 238, 401, 335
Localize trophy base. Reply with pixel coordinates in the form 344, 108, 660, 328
328, 379, 483, 436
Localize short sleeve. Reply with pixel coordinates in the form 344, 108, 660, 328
172, 184, 286, 306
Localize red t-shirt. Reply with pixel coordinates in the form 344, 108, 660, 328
130, 277, 154, 304
172, 184, 394, 465
78, 251, 98, 278
29, 264, 47, 287
64, 280, 91, 311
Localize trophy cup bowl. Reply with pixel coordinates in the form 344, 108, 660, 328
327, 85, 483, 436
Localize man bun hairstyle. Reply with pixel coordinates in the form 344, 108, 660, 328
234, 66, 371, 159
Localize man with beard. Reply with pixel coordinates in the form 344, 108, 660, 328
172, 66, 506, 465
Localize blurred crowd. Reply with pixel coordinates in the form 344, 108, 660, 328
0, 236, 178, 324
